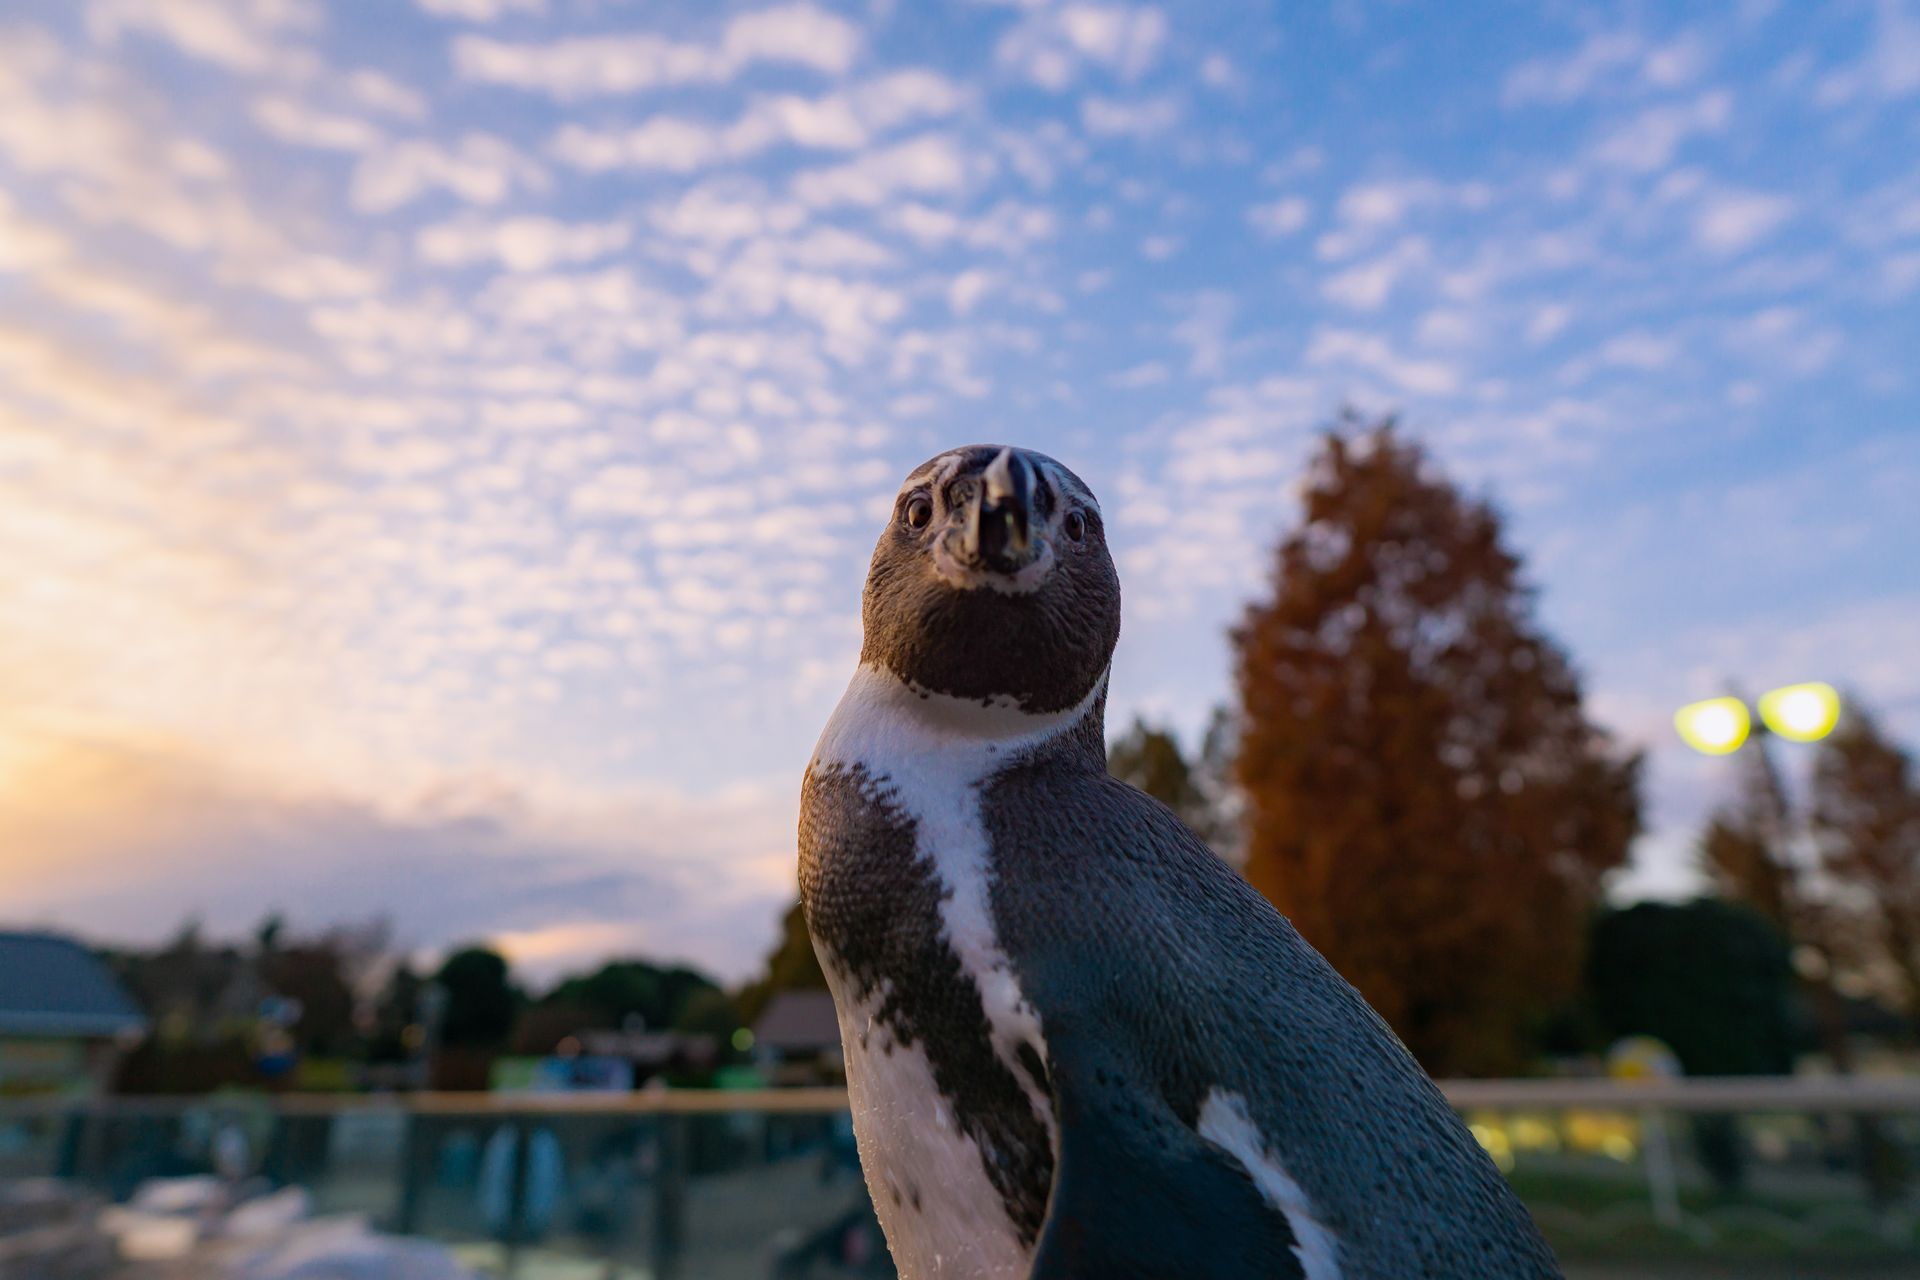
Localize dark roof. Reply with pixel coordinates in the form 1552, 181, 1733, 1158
753, 990, 841, 1055
0, 932, 147, 1038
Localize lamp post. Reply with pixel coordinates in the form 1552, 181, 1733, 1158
1672, 681, 1897, 1206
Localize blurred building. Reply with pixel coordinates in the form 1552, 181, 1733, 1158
751, 990, 843, 1084
0, 931, 147, 1097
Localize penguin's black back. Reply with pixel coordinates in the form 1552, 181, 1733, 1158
983, 730, 1562, 1278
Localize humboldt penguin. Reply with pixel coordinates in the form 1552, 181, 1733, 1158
798, 444, 1561, 1279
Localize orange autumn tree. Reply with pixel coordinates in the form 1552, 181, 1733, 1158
1233, 420, 1641, 1076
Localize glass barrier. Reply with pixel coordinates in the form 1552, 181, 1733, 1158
4, 1085, 1919, 1278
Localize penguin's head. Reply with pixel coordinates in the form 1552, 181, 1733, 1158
860, 445, 1120, 714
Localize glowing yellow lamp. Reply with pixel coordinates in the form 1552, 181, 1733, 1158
1758, 682, 1841, 743
1674, 696, 1751, 755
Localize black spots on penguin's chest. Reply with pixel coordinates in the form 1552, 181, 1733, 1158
797, 763, 940, 1038
796, 762, 1054, 1245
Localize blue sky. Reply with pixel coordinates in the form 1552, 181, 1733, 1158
0, 0, 1915, 982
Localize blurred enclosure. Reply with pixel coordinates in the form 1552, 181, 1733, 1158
6, 1084, 1920, 1278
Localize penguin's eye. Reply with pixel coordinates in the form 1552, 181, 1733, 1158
904, 493, 933, 530
1064, 510, 1087, 542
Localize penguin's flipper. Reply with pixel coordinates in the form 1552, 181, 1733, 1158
1028, 1040, 1308, 1280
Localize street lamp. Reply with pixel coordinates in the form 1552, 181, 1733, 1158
1674, 682, 1840, 756
1672, 696, 1751, 756
1756, 682, 1842, 743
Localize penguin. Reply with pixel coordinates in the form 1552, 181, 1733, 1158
798, 445, 1562, 1280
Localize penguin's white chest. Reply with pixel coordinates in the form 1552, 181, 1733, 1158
813, 769, 1046, 1280
823, 955, 1033, 1279
803, 666, 1091, 1278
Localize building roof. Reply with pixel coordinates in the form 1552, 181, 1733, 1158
0, 931, 147, 1038
753, 990, 841, 1055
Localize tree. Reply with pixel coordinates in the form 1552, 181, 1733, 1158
1696, 731, 1860, 1058
434, 947, 519, 1049
368, 962, 426, 1063
1588, 901, 1794, 1077
1109, 710, 1245, 862
1812, 707, 1920, 1032
1700, 738, 1803, 942
1588, 899, 1796, 1193
735, 900, 828, 1026
257, 943, 357, 1057
1232, 420, 1642, 1076
1699, 717, 1910, 1203
541, 959, 729, 1033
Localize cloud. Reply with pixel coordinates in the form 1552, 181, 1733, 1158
0, 729, 795, 983
345, 70, 429, 121
1109, 359, 1168, 388
1597, 330, 1679, 370
1815, 0, 1920, 106
1590, 89, 1731, 171
416, 214, 631, 271
1320, 236, 1429, 310
884, 199, 1057, 253
1170, 290, 1234, 377
452, 4, 862, 99
252, 96, 384, 152
1080, 93, 1181, 138
995, 3, 1168, 89
350, 133, 546, 212
1526, 303, 1573, 344
85, 0, 320, 77
1503, 29, 1707, 106
791, 133, 980, 207
1315, 178, 1488, 259
1247, 196, 1309, 237
549, 71, 963, 172
7, 0, 1915, 989
416, 0, 545, 22
1199, 53, 1239, 91
1140, 233, 1181, 260
1304, 326, 1462, 396
1723, 305, 1841, 375
646, 179, 808, 245
947, 268, 994, 314
1693, 189, 1794, 255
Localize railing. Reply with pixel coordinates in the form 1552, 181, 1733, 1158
3, 1079, 1919, 1277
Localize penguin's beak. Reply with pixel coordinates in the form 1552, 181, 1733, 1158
966, 448, 1037, 574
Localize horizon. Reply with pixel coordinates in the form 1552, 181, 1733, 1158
2, 1, 1917, 986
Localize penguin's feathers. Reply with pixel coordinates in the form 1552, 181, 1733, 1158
1029, 1017, 1308, 1280
982, 746, 1563, 1279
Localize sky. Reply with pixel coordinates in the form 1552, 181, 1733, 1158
1, 0, 1916, 985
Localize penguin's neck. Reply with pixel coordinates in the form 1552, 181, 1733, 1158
814, 662, 1109, 780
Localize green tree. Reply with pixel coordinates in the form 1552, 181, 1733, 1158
1233, 419, 1642, 1076
434, 946, 519, 1049
367, 962, 425, 1063
675, 986, 744, 1042
1108, 709, 1244, 861
257, 942, 357, 1057
1588, 900, 1794, 1076
1588, 899, 1797, 1193
542, 959, 728, 1032
736, 900, 828, 1026
1109, 718, 1211, 829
